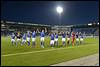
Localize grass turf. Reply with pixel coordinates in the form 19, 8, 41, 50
1, 36, 99, 66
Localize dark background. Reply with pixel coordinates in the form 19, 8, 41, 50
1, 1, 99, 25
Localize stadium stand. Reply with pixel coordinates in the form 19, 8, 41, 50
1, 20, 51, 36
1, 20, 99, 37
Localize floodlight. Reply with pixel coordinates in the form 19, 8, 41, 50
56, 6, 63, 14
88, 23, 92, 26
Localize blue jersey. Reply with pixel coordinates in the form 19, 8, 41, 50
51, 34, 54, 40
67, 34, 70, 38
55, 34, 58, 38
40, 32, 45, 37
27, 33, 31, 38
22, 34, 26, 40
62, 33, 66, 38
32, 32, 36, 38
76, 33, 79, 38
80, 35, 83, 38
11, 35, 15, 39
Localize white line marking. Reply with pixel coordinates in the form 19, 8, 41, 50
1, 47, 71, 57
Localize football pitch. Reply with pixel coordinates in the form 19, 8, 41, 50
1, 36, 99, 66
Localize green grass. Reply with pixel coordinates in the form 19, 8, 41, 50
1, 36, 99, 66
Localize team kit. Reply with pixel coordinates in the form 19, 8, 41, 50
11, 30, 83, 48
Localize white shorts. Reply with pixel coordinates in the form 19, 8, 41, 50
22, 40, 26, 42
80, 38, 83, 41
11, 39, 15, 42
17, 39, 21, 41
32, 38, 36, 42
76, 38, 79, 41
67, 38, 70, 41
55, 38, 58, 41
50, 40, 54, 44
27, 38, 30, 41
62, 38, 65, 41
41, 37, 44, 41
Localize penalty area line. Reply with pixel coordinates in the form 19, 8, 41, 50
1, 47, 71, 57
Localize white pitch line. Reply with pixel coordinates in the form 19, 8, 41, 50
1, 47, 71, 57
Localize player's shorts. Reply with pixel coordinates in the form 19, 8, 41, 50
80, 38, 83, 41
17, 38, 21, 41
50, 40, 54, 44
41, 37, 44, 41
72, 37, 75, 41
32, 38, 36, 42
11, 39, 15, 42
62, 38, 65, 41
27, 38, 30, 41
67, 38, 70, 41
22, 39, 26, 42
76, 38, 79, 41
55, 38, 58, 41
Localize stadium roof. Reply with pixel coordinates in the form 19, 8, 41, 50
3, 21, 51, 27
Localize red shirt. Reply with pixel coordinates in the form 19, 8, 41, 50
72, 32, 75, 38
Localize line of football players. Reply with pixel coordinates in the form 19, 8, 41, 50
11, 30, 83, 48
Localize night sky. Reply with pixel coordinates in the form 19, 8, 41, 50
1, 1, 99, 25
